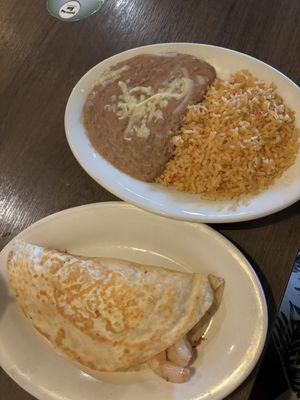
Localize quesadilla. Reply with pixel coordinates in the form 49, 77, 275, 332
7, 240, 224, 383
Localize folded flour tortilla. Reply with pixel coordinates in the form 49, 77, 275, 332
7, 241, 224, 372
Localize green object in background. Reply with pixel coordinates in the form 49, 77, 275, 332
47, 0, 103, 21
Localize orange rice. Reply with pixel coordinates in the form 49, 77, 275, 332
156, 70, 299, 200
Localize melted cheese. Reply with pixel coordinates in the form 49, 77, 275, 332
96, 65, 129, 88
104, 71, 194, 140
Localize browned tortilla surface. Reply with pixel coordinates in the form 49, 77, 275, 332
7, 241, 217, 372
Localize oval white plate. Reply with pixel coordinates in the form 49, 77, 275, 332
65, 43, 300, 223
0, 202, 267, 400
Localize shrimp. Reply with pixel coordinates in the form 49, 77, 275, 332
166, 336, 193, 367
148, 351, 189, 383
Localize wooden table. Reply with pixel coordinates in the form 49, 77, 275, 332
0, 0, 299, 399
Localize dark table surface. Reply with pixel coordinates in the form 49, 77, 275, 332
0, 0, 299, 399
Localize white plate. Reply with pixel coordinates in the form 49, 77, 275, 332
0, 202, 267, 400
65, 43, 300, 223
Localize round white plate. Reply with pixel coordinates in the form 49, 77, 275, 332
0, 202, 267, 400
65, 43, 300, 223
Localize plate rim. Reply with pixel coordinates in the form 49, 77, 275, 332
0, 201, 268, 400
65, 42, 300, 223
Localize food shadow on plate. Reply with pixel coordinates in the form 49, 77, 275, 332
81, 365, 197, 386
82, 367, 161, 386
0, 272, 13, 320
146, 182, 234, 212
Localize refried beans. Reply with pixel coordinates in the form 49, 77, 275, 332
83, 53, 216, 181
